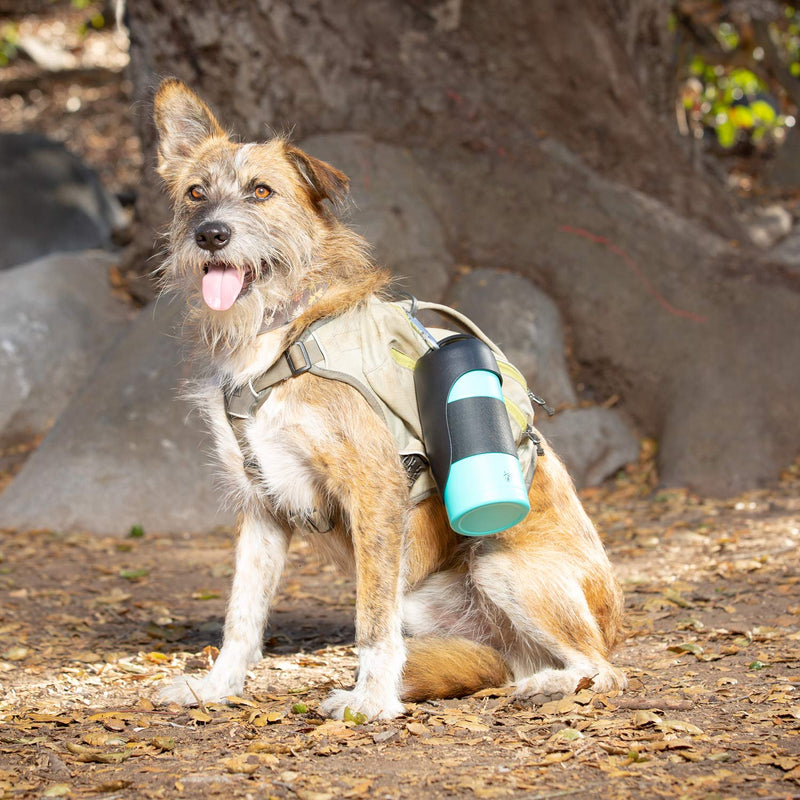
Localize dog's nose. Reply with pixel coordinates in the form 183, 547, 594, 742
195, 221, 231, 252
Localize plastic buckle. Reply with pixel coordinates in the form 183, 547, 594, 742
246, 377, 273, 416
225, 386, 251, 420
285, 340, 313, 375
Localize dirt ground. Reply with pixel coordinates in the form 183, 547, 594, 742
1, 457, 799, 800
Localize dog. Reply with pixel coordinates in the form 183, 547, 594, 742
153, 79, 627, 720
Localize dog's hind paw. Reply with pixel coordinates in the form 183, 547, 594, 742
156, 672, 245, 707
514, 664, 627, 703
320, 687, 405, 721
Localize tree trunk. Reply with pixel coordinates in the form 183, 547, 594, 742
127, 0, 800, 495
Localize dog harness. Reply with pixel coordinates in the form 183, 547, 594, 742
223, 297, 544, 532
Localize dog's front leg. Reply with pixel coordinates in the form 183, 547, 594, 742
157, 512, 291, 706
319, 479, 407, 721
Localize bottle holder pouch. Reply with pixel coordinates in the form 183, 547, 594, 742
415, 334, 530, 536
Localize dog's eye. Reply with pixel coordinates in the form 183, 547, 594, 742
253, 185, 272, 201
187, 185, 206, 201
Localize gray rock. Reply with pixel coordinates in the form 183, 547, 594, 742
0, 298, 233, 535
738, 203, 792, 249
0, 251, 132, 446
536, 407, 639, 489
0, 133, 126, 270
301, 133, 452, 300
445, 268, 577, 408
769, 225, 800, 281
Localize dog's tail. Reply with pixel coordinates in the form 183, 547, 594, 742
400, 636, 511, 702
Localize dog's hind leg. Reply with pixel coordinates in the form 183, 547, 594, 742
471, 542, 627, 701
157, 512, 291, 706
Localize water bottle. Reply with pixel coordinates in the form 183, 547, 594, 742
414, 334, 530, 536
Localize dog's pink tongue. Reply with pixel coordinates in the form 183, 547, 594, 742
202, 265, 245, 311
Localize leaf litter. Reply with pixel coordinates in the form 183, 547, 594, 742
0, 459, 799, 797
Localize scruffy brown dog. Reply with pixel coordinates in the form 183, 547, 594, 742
153, 79, 626, 720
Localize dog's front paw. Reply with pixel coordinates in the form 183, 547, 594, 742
156, 671, 245, 707
320, 687, 405, 721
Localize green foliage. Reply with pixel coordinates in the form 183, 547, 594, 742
79, 13, 105, 36
686, 59, 783, 148
715, 21, 740, 51
777, 4, 800, 78
680, 4, 799, 150
0, 23, 19, 68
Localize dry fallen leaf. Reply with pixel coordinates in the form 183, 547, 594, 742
660, 718, 704, 735
41, 785, 71, 798
220, 754, 259, 775
634, 710, 662, 727
294, 790, 334, 800
4, 646, 30, 662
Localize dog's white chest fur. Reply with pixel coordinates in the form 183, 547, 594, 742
200, 330, 323, 522
244, 392, 321, 519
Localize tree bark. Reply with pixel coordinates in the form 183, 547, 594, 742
126, 0, 800, 494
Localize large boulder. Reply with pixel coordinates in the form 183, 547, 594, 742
447, 269, 639, 488
0, 298, 233, 535
0, 251, 132, 446
301, 133, 452, 300
443, 267, 638, 487
0, 133, 125, 270
444, 268, 577, 408
536, 407, 639, 489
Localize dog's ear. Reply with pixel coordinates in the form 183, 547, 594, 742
154, 79, 226, 180
285, 144, 350, 207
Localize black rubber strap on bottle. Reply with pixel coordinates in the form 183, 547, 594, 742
415, 335, 504, 491
447, 396, 518, 463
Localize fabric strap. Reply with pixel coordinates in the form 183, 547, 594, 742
224, 336, 325, 420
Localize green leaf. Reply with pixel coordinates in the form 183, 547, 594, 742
291, 702, 308, 714
729, 105, 754, 129
119, 568, 148, 581
716, 117, 737, 148
551, 727, 583, 743
128, 524, 145, 538
668, 641, 704, 655
750, 99, 776, 125
343, 707, 368, 725
191, 590, 221, 601
749, 660, 767, 670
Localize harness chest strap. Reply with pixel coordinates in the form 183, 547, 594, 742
225, 338, 324, 421
224, 337, 336, 533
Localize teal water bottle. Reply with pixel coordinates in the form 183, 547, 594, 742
415, 334, 530, 536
